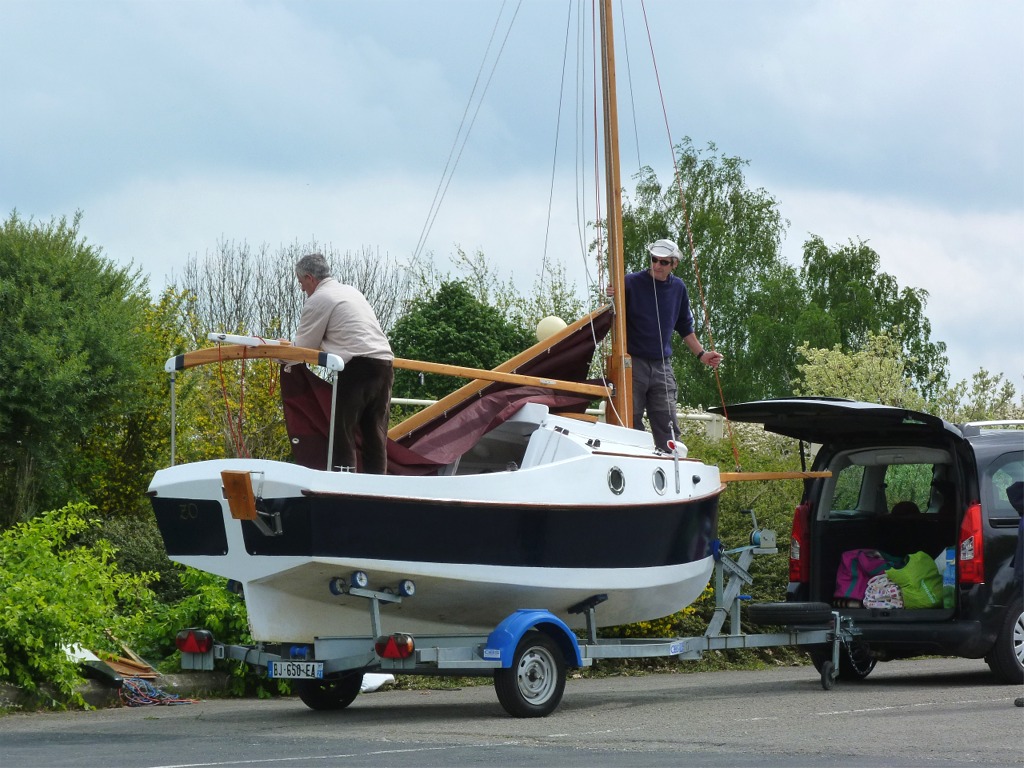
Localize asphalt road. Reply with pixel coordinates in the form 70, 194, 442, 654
1, 657, 1021, 768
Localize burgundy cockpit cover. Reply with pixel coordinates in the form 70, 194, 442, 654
280, 307, 613, 475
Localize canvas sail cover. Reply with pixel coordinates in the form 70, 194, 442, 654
281, 306, 613, 475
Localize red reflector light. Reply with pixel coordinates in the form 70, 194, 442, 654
176, 628, 214, 654
957, 502, 985, 584
374, 633, 415, 659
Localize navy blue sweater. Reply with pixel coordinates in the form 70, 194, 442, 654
623, 270, 695, 359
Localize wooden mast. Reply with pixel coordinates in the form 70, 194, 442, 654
599, 0, 632, 428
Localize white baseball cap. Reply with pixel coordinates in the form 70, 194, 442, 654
647, 239, 682, 261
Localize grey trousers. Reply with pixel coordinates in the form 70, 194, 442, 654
631, 356, 679, 452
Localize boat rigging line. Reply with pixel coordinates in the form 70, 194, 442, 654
633, 0, 740, 469
411, 0, 523, 264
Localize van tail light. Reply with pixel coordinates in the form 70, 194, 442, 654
957, 502, 985, 584
789, 501, 812, 584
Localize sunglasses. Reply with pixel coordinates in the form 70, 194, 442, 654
650, 256, 675, 266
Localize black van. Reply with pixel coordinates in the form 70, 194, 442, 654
713, 398, 1024, 683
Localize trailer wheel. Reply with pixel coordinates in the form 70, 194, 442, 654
746, 602, 833, 626
295, 673, 363, 711
809, 641, 877, 681
819, 660, 837, 690
494, 631, 566, 718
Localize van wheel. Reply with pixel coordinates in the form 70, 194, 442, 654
809, 641, 877, 681
986, 595, 1024, 684
295, 673, 363, 710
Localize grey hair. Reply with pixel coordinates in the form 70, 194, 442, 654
295, 252, 331, 281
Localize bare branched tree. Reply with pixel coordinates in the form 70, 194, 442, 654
176, 239, 413, 340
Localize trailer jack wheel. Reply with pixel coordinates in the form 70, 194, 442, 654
819, 660, 837, 690
494, 631, 566, 718
296, 672, 363, 711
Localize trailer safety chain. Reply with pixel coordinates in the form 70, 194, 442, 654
838, 630, 874, 677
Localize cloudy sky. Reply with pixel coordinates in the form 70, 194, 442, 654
3, 0, 1021, 390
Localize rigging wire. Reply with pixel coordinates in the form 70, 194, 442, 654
412, 1, 523, 264
636, 0, 740, 468
617, 1, 644, 180
539, 2, 577, 298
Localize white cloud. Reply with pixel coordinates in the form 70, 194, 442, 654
80, 169, 598, 297
776, 186, 1024, 386
4, 0, 1022, 396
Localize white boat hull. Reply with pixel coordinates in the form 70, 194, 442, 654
150, 407, 722, 641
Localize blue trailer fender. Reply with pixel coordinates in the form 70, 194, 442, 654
483, 609, 582, 668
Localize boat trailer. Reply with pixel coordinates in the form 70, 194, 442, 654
176, 511, 860, 717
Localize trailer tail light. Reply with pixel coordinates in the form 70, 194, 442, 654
957, 502, 985, 584
375, 633, 415, 660
176, 628, 214, 654
789, 501, 812, 584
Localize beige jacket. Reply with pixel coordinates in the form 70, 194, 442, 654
295, 278, 393, 364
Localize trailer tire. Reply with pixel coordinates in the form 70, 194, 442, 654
494, 631, 566, 718
809, 641, 877, 681
746, 602, 833, 626
295, 672, 363, 711
819, 660, 837, 690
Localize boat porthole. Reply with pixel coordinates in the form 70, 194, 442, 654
652, 467, 667, 495
608, 466, 625, 495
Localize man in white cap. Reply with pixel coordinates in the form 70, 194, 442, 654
614, 238, 722, 451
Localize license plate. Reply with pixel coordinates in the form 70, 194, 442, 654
268, 661, 324, 679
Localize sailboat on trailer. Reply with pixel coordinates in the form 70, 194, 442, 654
148, 2, 723, 644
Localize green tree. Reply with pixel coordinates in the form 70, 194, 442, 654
389, 281, 534, 401
798, 235, 948, 399
930, 369, 1023, 423
793, 334, 1023, 424
793, 333, 926, 409
620, 140, 798, 407
0, 212, 153, 525
411, 247, 587, 335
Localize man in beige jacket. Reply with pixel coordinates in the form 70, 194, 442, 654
294, 253, 394, 474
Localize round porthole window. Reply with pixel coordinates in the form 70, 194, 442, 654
652, 467, 667, 495
608, 466, 625, 495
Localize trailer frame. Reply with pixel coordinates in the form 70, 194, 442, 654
178, 511, 860, 717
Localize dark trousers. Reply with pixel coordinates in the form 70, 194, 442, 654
332, 357, 393, 474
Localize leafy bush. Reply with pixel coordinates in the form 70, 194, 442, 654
137, 567, 288, 698
90, 514, 185, 603
0, 503, 158, 708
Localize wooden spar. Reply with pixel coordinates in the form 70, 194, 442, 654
719, 471, 832, 483
600, 0, 632, 429
391, 358, 609, 399
165, 344, 342, 372
166, 342, 609, 400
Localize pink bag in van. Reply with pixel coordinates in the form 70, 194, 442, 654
834, 549, 906, 602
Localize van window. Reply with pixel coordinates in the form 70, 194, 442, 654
983, 451, 1024, 523
883, 463, 933, 514
831, 465, 866, 515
